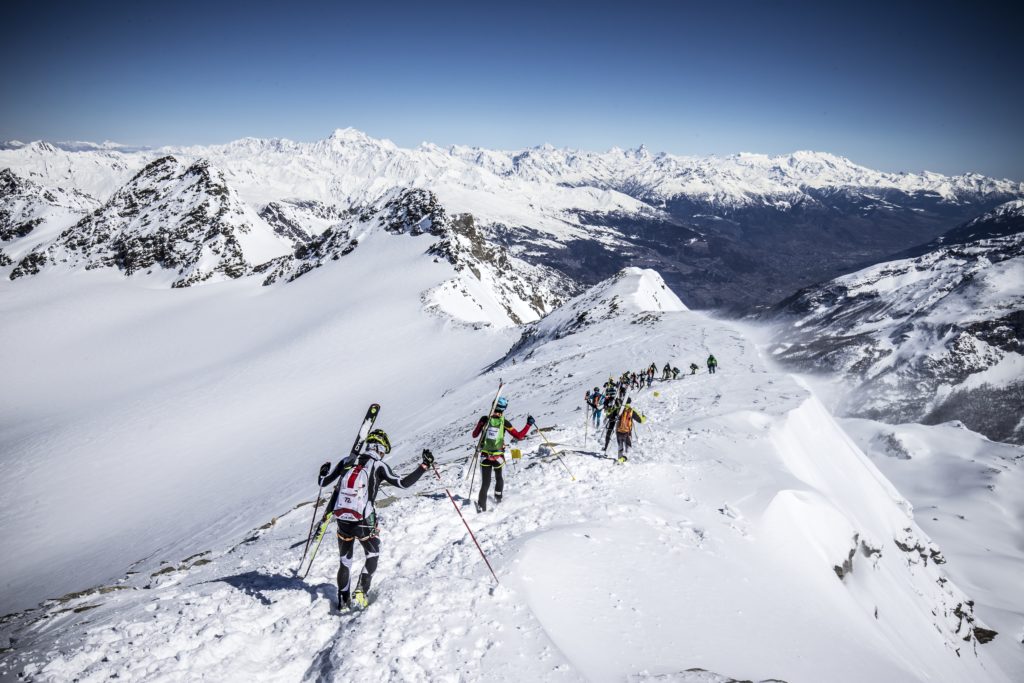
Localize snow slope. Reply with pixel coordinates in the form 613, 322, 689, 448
0, 229, 518, 616
1, 269, 1014, 682
842, 418, 1024, 675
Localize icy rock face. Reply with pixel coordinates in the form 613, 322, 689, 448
0, 168, 98, 245
769, 201, 1024, 444
254, 187, 571, 326
424, 212, 579, 327
258, 199, 353, 244
256, 188, 446, 285
10, 156, 292, 287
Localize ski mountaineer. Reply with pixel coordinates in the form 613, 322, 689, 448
646, 364, 656, 387
587, 387, 603, 428
662, 363, 672, 380
317, 429, 435, 611
472, 397, 534, 512
603, 396, 623, 452
690, 362, 699, 375
615, 398, 646, 462
602, 391, 617, 416
707, 354, 718, 374
671, 366, 680, 379
603, 379, 617, 404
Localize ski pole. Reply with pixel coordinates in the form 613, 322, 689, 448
537, 428, 576, 481
301, 510, 332, 579
295, 486, 324, 575
432, 464, 500, 586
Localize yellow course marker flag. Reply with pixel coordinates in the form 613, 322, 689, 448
511, 448, 522, 460
653, 391, 660, 397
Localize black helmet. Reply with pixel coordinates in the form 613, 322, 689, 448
365, 429, 391, 455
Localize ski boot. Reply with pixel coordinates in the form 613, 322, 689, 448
353, 590, 369, 609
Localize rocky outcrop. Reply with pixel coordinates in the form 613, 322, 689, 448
0, 168, 98, 245
10, 157, 291, 287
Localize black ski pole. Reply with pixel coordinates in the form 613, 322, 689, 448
295, 485, 324, 575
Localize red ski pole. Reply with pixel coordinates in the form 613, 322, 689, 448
432, 464, 499, 586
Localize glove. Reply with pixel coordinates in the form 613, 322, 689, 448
421, 449, 435, 467
526, 415, 536, 426
318, 462, 331, 478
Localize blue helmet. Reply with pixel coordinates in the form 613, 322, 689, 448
495, 396, 509, 412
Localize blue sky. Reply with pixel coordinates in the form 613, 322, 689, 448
2, 0, 1021, 179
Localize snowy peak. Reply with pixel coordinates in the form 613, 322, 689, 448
501, 268, 684, 359
10, 155, 292, 287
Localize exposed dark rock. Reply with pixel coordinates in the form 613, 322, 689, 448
833, 533, 859, 580
10, 156, 276, 287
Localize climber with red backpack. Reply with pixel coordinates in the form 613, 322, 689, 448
317, 429, 435, 611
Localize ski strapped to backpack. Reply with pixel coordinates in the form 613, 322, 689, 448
299, 403, 380, 579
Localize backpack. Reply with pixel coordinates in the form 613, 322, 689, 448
617, 407, 634, 433
481, 416, 506, 454
334, 461, 374, 522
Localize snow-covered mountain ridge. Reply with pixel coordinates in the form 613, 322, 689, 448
7, 131, 1019, 207
3, 129, 1021, 310
0, 160, 571, 327
768, 200, 1024, 444
1, 268, 1019, 681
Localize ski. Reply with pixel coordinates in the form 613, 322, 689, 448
300, 403, 381, 579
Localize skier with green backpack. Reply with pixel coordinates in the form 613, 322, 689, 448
471, 397, 534, 512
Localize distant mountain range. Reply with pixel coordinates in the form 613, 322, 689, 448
768, 200, 1024, 444
2, 129, 1021, 312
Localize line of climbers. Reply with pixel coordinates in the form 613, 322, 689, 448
311, 398, 535, 611
309, 353, 720, 612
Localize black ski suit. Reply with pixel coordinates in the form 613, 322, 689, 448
603, 400, 622, 451
319, 453, 427, 605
